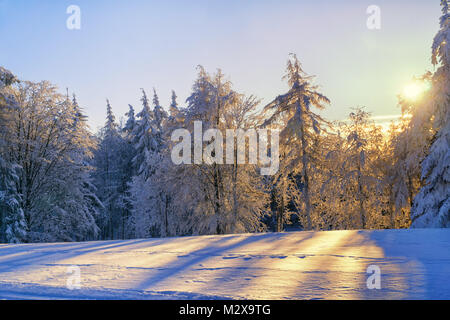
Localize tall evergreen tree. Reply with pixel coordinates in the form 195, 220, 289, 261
411, 0, 450, 227
169, 90, 179, 118
131, 89, 158, 178
123, 104, 136, 135
92, 100, 129, 239
262, 54, 330, 230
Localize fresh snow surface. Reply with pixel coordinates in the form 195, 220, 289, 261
0, 229, 449, 300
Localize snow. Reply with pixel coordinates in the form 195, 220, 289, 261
0, 229, 449, 300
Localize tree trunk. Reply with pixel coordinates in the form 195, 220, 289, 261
300, 124, 312, 230
164, 195, 169, 237
232, 142, 238, 232
277, 193, 285, 232
357, 168, 366, 229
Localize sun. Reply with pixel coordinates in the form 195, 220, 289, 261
402, 81, 430, 101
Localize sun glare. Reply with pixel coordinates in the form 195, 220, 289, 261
402, 81, 430, 101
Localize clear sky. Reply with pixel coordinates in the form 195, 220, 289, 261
0, 0, 442, 131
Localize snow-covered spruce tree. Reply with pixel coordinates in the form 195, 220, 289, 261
139, 89, 171, 237
384, 117, 417, 228
169, 90, 179, 119
123, 104, 136, 135
0, 156, 26, 243
390, 73, 435, 227
130, 89, 157, 178
72, 95, 104, 236
0, 67, 27, 243
119, 104, 137, 238
92, 100, 133, 239
127, 89, 170, 238
127, 90, 153, 238
151, 89, 167, 150
262, 54, 330, 230
411, 0, 450, 228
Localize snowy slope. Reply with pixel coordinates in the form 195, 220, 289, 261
0, 229, 449, 300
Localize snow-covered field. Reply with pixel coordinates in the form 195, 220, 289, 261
0, 229, 449, 300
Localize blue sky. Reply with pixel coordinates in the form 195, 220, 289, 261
0, 0, 442, 131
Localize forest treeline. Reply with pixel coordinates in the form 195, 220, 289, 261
0, 2, 448, 243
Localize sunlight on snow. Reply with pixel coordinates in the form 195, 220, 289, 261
0, 230, 431, 299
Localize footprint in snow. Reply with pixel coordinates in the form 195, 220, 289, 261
222, 255, 241, 260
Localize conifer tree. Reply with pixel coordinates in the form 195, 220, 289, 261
411, 0, 450, 227
262, 54, 330, 230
